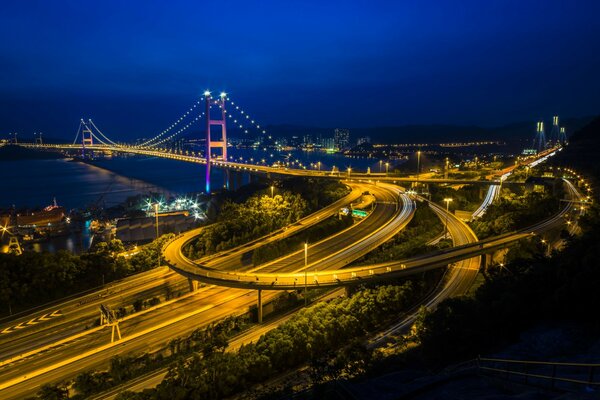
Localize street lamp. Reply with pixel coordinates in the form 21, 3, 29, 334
379, 160, 383, 173
416, 150, 421, 185
154, 203, 160, 268
317, 161, 321, 171
348, 167, 352, 177
443, 198, 453, 238
385, 162, 389, 175
304, 242, 308, 306
445, 157, 449, 179
270, 185, 274, 198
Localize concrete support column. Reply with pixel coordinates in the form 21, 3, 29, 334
188, 278, 198, 292
257, 289, 263, 324
482, 252, 494, 271
345, 286, 353, 298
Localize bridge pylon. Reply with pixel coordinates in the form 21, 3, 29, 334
204, 91, 228, 193
81, 119, 94, 157
549, 116, 560, 146
533, 121, 547, 153
558, 126, 567, 145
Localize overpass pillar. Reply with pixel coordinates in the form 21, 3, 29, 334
257, 290, 263, 324
345, 286, 353, 298
188, 278, 199, 292
482, 252, 494, 271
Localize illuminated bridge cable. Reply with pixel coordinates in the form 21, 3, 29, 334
146, 113, 204, 148
139, 99, 203, 147
224, 96, 267, 136
88, 119, 120, 146
72, 120, 83, 145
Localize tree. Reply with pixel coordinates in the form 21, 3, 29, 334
37, 383, 68, 400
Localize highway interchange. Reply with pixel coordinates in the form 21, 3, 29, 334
0, 148, 583, 399
0, 181, 411, 398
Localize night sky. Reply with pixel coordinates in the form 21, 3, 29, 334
1, 0, 599, 141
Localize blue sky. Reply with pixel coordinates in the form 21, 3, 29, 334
1, 0, 599, 140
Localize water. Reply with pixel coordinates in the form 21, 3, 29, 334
1, 148, 388, 210
0, 158, 176, 210
1, 147, 386, 253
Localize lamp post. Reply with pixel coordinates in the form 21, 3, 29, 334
445, 157, 449, 179
348, 167, 352, 178
270, 185, 274, 198
541, 238, 551, 254
416, 150, 421, 186
379, 160, 383, 173
154, 203, 160, 268
304, 242, 308, 306
317, 161, 321, 171
443, 198, 453, 238
385, 162, 389, 176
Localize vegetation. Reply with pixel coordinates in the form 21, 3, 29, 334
251, 214, 353, 266
429, 184, 483, 212
353, 203, 444, 265
184, 191, 308, 259
412, 205, 600, 365
184, 179, 350, 260
105, 281, 430, 400
0, 235, 173, 315
64, 315, 250, 399
470, 189, 561, 239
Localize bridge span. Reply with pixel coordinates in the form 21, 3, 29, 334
18, 143, 525, 186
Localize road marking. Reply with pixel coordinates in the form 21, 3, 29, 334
1, 310, 62, 335
0, 292, 244, 391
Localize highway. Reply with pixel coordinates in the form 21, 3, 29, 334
0, 182, 362, 361
163, 182, 415, 286
175, 178, 580, 290
0, 161, 577, 399
370, 178, 583, 344
0, 182, 413, 399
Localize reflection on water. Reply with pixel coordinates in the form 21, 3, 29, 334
27, 220, 94, 254
2, 149, 380, 254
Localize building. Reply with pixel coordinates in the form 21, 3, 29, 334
321, 137, 335, 150
357, 136, 371, 146
334, 128, 350, 150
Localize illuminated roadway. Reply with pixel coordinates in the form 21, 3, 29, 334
18, 143, 526, 186
164, 182, 415, 287
167, 179, 580, 290
0, 182, 414, 398
0, 144, 571, 398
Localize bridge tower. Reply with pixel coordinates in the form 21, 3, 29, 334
549, 116, 560, 146
532, 121, 546, 153
204, 91, 228, 193
558, 126, 568, 145
81, 119, 94, 157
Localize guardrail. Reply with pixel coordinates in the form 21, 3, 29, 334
477, 356, 600, 391
162, 179, 581, 290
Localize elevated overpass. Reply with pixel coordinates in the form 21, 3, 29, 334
163, 179, 581, 290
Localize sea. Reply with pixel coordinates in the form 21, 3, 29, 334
0, 147, 381, 253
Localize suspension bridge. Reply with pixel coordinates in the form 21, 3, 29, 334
15, 89, 544, 192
